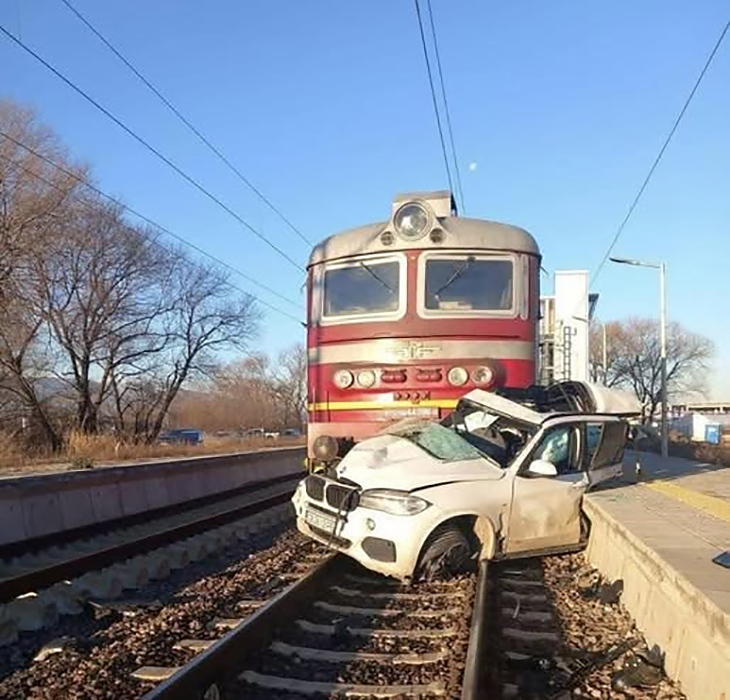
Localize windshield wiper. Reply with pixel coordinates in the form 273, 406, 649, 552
432, 256, 474, 300
359, 262, 395, 294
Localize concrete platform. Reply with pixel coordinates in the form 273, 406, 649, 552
584, 450, 730, 700
0, 448, 305, 548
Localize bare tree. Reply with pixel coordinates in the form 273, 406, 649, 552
0, 98, 265, 452
29, 200, 174, 434
0, 100, 88, 448
123, 254, 262, 441
273, 343, 307, 429
590, 317, 713, 423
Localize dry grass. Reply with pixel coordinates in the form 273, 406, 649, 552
0, 431, 306, 477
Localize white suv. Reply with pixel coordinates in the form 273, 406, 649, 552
292, 382, 640, 582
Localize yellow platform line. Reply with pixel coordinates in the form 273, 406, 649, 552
643, 480, 730, 524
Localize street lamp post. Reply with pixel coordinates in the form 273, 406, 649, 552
609, 257, 668, 460
601, 321, 608, 385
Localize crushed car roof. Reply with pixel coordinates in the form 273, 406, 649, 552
461, 381, 642, 424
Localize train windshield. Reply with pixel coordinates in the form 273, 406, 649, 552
323, 260, 401, 317
424, 257, 513, 311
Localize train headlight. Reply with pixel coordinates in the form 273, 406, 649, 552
447, 366, 469, 387
333, 369, 354, 389
313, 435, 339, 461
357, 369, 377, 388
472, 366, 495, 386
393, 202, 431, 241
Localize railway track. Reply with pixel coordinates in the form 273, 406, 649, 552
128, 554, 641, 700
0, 475, 300, 642
133, 555, 477, 699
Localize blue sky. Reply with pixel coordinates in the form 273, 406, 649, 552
1, 0, 728, 397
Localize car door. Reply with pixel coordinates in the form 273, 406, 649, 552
582, 419, 629, 488
503, 420, 588, 555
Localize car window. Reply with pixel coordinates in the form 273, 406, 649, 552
589, 421, 628, 469
530, 424, 581, 475
584, 423, 604, 468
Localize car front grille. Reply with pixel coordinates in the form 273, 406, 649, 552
305, 474, 325, 500
304, 474, 359, 513
326, 483, 359, 511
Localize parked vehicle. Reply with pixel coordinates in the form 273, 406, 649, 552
292, 381, 640, 582
158, 428, 204, 446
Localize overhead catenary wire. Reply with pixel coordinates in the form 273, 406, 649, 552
413, 0, 455, 199
57, 0, 312, 247
0, 131, 304, 325
0, 22, 305, 273
592, 15, 730, 284
424, 0, 465, 213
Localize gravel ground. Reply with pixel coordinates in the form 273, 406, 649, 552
0, 523, 328, 700
543, 552, 687, 699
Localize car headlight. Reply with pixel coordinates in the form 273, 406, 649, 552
358, 489, 430, 516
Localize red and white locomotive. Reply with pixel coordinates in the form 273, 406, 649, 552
305, 191, 541, 470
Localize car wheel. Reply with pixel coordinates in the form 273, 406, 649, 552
414, 523, 473, 582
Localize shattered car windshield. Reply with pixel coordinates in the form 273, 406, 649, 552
387, 421, 496, 463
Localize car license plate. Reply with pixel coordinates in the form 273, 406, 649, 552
305, 507, 336, 532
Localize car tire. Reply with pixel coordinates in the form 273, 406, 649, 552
414, 523, 473, 582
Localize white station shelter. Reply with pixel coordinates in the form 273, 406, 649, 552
539, 270, 599, 385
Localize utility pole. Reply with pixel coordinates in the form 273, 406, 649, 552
610, 257, 669, 459
659, 262, 668, 459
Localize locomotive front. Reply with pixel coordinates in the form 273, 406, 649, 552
305, 191, 541, 472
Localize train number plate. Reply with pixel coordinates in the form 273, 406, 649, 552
305, 507, 336, 532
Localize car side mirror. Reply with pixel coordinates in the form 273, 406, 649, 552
527, 459, 558, 477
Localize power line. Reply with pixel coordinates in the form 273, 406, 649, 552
58, 0, 312, 247
0, 22, 305, 273
413, 0, 455, 198
424, 0, 465, 213
0, 130, 304, 324
593, 15, 730, 284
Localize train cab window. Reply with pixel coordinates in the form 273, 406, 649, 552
323, 260, 401, 318
423, 257, 513, 312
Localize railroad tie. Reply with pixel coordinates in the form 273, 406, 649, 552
131, 666, 180, 682
270, 641, 448, 665
330, 585, 464, 601
501, 627, 560, 642
296, 619, 458, 638
239, 670, 447, 697
314, 600, 459, 619
173, 639, 215, 653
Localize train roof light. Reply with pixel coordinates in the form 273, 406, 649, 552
392, 190, 456, 218
393, 202, 432, 241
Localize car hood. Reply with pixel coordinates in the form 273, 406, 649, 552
335, 433, 505, 492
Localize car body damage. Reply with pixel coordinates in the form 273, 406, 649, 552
292, 381, 641, 582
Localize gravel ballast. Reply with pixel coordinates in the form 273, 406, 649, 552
543, 552, 687, 699
0, 524, 328, 700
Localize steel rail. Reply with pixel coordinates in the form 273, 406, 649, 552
461, 559, 490, 700
0, 482, 299, 602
